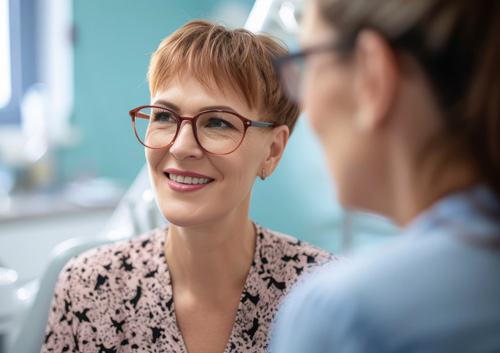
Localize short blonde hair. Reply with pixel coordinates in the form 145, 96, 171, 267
148, 19, 300, 133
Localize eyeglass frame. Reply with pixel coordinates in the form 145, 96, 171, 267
129, 105, 276, 155
272, 35, 357, 101
272, 40, 351, 67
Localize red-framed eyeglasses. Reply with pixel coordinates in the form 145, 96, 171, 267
129, 105, 276, 155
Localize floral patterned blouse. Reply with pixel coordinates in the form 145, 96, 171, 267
42, 223, 340, 352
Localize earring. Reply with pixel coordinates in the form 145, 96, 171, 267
261, 169, 266, 180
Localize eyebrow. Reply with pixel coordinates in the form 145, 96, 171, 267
152, 99, 239, 114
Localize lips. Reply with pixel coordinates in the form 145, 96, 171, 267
163, 168, 214, 191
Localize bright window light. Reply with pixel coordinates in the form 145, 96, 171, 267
0, 0, 12, 109
279, 2, 299, 33
244, 0, 273, 33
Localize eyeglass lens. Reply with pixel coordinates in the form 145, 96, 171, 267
134, 107, 246, 154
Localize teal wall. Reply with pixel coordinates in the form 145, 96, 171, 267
59, 0, 253, 183
249, 116, 345, 252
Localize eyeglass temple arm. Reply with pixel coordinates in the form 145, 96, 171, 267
249, 121, 275, 127
134, 112, 150, 120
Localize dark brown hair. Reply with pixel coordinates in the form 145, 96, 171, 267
317, 0, 500, 196
148, 19, 301, 133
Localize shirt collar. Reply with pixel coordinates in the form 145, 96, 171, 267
403, 183, 500, 240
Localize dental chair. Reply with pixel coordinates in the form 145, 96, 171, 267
7, 165, 165, 353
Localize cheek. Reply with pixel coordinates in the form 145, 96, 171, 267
303, 66, 354, 138
145, 149, 161, 170
219, 138, 265, 197
225, 141, 260, 184
302, 65, 373, 206
145, 149, 167, 188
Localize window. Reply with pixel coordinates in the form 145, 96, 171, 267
0, 0, 38, 125
0, 0, 11, 109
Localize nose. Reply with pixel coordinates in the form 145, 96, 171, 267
169, 121, 204, 159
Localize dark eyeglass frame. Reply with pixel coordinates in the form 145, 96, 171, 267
273, 35, 356, 67
129, 105, 276, 155
272, 36, 357, 102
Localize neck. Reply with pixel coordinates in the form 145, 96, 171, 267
164, 214, 256, 301
387, 145, 481, 226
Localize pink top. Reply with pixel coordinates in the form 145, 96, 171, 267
42, 223, 340, 352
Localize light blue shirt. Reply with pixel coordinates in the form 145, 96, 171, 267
271, 185, 500, 353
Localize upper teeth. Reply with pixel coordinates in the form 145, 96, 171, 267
168, 173, 212, 185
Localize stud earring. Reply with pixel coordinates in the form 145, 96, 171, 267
261, 169, 266, 180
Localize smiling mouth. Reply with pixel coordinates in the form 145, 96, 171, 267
166, 173, 214, 185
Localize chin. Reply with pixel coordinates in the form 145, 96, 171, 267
337, 185, 381, 216
160, 208, 205, 228
163, 216, 204, 229
159, 203, 226, 229
335, 176, 362, 207
336, 190, 356, 209
164, 218, 198, 228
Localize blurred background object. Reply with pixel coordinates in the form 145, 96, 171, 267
0, 0, 398, 352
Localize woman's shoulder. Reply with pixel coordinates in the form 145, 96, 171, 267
58, 227, 167, 287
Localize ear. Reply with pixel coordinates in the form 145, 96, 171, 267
353, 29, 399, 131
261, 125, 290, 178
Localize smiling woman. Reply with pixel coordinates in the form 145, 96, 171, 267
41, 20, 343, 353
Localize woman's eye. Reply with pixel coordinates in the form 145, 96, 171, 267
154, 112, 176, 123
206, 117, 233, 129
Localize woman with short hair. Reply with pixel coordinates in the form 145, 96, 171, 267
42, 20, 339, 353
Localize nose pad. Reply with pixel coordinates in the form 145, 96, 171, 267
169, 121, 204, 158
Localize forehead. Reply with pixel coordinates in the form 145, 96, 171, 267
152, 74, 255, 117
151, 60, 261, 108
300, 0, 336, 47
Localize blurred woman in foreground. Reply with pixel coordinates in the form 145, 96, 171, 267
41, 20, 337, 353
271, 0, 500, 352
